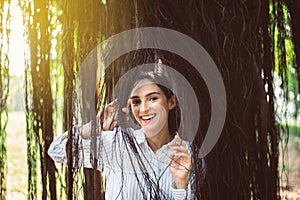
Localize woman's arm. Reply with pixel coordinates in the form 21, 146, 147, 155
48, 100, 119, 165
48, 122, 121, 171
47, 125, 95, 169
47, 131, 69, 165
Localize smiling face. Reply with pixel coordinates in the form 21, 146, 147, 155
129, 79, 175, 138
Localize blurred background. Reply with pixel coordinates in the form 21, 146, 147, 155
0, 0, 299, 199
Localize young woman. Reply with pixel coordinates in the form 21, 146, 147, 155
48, 72, 203, 199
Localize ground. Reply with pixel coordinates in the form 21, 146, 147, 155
6, 111, 27, 199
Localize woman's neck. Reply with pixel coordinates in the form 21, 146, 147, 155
145, 125, 173, 152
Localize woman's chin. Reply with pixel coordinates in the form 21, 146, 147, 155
143, 124, 165, 138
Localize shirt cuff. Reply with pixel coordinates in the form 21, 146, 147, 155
170, 182, 191, 200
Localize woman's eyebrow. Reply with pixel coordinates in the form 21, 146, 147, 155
130, 92, 161, 99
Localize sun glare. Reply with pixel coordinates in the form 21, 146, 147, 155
8, 0, 26, 77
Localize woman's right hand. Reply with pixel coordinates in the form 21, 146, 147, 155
98, 100, 118, 131
75, 101, 119, 139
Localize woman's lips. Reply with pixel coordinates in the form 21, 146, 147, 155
140, 114, 156, 124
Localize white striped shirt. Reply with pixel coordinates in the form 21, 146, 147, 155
48, 127, 195, 200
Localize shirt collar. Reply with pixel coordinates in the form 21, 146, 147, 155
133, 129, 181, 147
133, 128, 146, 144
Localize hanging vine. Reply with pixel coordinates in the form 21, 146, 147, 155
20, 0, 56, 199
0, 0, 10, 199
60, 0, 76, 198
286, 0, 300, 96
58, 0, 107, 199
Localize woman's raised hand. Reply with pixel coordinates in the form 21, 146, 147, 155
168, 135, 192, 189
97, 100, 118, 131
95, 99, 132, 131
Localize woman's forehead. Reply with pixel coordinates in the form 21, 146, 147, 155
130, 79, 161, 96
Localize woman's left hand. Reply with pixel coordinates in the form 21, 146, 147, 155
168, 135, 192, 189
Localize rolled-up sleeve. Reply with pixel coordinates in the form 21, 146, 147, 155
170, 181, 192, 200
48, 126, 117, 169
48, 128, 93, 168
48, 131, 68, 165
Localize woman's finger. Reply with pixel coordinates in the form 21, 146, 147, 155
169, 152, 191, 171
169, 151, 191, 161
122, 107, 129, 114
122, 99, 131, 114
169, 136, 188, 152
96, 111, 102, 126
103, 100, 116, 120
102, 118, 115, 130
169, 145, 188, 154
169, 135, 186, 147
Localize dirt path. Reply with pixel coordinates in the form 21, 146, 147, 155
6, 111, 27, 199
281, 141, 300, 200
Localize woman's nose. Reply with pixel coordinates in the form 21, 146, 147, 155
140, 101, 149, 112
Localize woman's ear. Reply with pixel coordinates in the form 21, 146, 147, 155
168, 95, 176, 110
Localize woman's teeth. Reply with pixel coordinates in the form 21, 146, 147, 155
141, 114, 155, 120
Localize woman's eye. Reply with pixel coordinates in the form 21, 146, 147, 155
149, 97, 158, 101
131, 99, 141, 105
